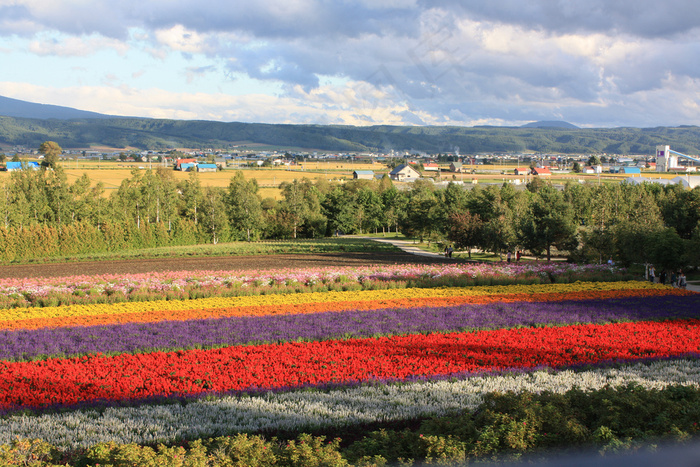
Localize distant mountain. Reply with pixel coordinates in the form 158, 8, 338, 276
521, 121, 579, 129
2, 96, 700, 154
0, 95, 112, 120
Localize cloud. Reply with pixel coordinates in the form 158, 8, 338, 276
445, 1, 700, 39
27, 34, 129, 56
154, 25, 209, 54
2, 1, 700, 128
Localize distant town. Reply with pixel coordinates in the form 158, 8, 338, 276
2, 144, 698, 187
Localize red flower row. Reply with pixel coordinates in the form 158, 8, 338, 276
1, 319, 699, 410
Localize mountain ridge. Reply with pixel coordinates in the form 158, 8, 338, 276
0, 95, 114, 120
1, 95, 699, 155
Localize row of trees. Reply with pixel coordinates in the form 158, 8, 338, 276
1, 161, 699, 269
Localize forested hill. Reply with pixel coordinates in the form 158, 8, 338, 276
1, 114, 700, 154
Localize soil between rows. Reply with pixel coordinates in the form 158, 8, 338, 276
0, 252, 450, 279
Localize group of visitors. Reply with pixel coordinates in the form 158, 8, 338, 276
649, 265, 687, 289
506, 250, 522, 263
444, 245, 453, 258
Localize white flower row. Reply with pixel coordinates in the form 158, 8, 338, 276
3, 358, 698, 450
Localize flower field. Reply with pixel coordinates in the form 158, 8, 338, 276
1, 263, 699, 459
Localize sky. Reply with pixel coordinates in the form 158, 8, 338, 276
0, 0, 699, 128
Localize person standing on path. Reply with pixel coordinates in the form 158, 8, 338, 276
649, 265, 656, 283
507, 251, 512, 263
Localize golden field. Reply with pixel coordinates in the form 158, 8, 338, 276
0, 159, 665, 199
0, 160, 388, 200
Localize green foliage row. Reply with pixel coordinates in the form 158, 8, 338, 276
3, 384, 699, 466
0, 219, 202, 263
3, 115, 700, 153
0, 222, 396, 264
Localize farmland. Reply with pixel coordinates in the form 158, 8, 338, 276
0, 160, 388, 199
0, 158, 658, 201
0, 249, 699, 466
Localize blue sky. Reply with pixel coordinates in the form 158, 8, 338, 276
1, 0, 699, 127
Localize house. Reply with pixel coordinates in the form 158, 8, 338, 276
175, 158, 198, 170
449, 162, 464, 173
197, 163, 218, 172
423, 162, 439, 172
353, 170, 374, 180
179, 163, 196, 172
514, 168, 528, 176
531, 167, 551, 176
620, 167, 641, 175
6, 161, 40, 171
389, 164, 421, 182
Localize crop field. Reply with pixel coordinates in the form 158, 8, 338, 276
0, 160, 387, 199
1, 158, 665, 201
1, 257, 699, 465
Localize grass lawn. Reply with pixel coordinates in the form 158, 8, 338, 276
11, 237, 402, 266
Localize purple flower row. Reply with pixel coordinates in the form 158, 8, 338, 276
2, 294, 699, 362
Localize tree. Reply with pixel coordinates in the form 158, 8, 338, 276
153, 168, 179, 231
43, 166, 72, 228
380, 185, 403, 235
518, 186, 578, 261
322, 187, 359, 235
587, 155, 601, 166
226, 171, 263, 241
661, 185, 700, 239
113, 169, 146, 228
39, 141, 62, 169
280, 180, 309, 239
356, 187, 383, 234
179, 171, 204, 226
8, 167, 50, 226
200, 186, 229, 244
446, 211, 483, 258
684, 223, 700, 269
399, 180, 441, 243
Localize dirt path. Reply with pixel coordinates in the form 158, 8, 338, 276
0, 251, 451, 279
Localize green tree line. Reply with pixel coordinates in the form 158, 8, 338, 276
0, 161, 699, 270
4, 115, 700, 153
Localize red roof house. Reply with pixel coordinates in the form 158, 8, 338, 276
531, 167, 552, 176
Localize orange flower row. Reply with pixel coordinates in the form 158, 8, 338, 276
3, 287, 692, 331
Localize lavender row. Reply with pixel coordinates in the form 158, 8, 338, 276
2, 294, 699, 362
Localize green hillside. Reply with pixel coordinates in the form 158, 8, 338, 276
1, 115, 700, 154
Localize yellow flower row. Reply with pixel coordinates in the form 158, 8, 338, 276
0, 281, 669, 324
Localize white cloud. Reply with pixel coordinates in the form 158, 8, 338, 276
27, 33, 129, 56
154, 25, 209, 54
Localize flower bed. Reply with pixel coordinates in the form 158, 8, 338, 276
2, 319, 700, 411
0, 262, 630, 309
0, 280, 679, 331
0, 268, 697, 454
3, 294, 699, 362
